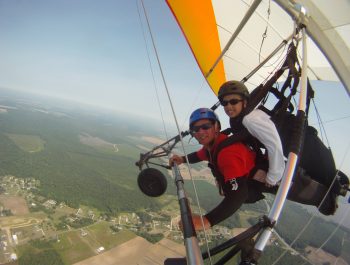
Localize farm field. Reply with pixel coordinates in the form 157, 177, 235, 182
0, 91, 349, 265
5, 133, 45, 153
51, 222, 137, 265
0, 195, 29, 215
73, 237, 185, 265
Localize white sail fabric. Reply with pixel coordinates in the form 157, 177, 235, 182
212, 0, 350, 92
166, 0, 350, 94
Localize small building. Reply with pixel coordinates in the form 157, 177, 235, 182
10, 253, 17, 261
80, 230, 88, 237
12, 235, 18, 245
43, 199, 57, 209
97, 246, 105, 253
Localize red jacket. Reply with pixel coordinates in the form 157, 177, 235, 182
196, 133, 256, 183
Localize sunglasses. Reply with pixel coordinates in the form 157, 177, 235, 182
220, 98, 243, 106
191, 122, 214, 133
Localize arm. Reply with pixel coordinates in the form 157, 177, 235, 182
242, 109, 285, 185
205, 177, 249, 227
189, 145, 252, 230
169, 148, 207, 166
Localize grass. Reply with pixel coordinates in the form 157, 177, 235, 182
86, 221, 136, 249
51, 206, 77, 221
53, 231, 95, 265
238, 210, 261, 227
78, 205, 101, 218
51, 222, 136, 264
5, 133, 45, 152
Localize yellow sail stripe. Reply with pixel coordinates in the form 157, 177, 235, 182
166, 0, 226, 95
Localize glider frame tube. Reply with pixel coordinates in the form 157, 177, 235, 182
172, 163, 204, 265
254, 27, 309, 256
274, 0, 350, 95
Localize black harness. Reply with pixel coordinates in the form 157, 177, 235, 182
207, 128, 268, 195
208, 43, 302, 192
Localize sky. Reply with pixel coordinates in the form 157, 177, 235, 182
0, 0, 349, 176
0, 0, 219, 128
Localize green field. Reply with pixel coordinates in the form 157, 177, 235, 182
5, 133, 45, 152
2, 91, 350, 265
0, 102, 166, 214
51, 222, 136, 264
54, 231, 94, 264
86, 221, 136, 249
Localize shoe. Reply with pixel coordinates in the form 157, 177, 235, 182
330, 170, 349, 197
319, 191, 338, 216
337, 170, 349, 197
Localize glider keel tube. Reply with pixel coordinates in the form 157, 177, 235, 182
171, 164, 204, 265
254, 28, 309, 260
254, 153, 299, 251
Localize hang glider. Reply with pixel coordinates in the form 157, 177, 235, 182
166, 0, 350, 94
136, 0, 350, 264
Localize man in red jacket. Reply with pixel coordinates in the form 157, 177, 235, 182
170, 108, 268, 230
170, 108, 341, 231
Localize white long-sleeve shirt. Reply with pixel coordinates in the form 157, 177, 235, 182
242, 109, 285, 185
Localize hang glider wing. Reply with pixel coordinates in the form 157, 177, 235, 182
166, 0, 350, 94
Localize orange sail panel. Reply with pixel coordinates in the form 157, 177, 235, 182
166, 0, 226, 95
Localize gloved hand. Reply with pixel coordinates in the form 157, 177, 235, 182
169, 155, 184, 166
178, 214, 211, 232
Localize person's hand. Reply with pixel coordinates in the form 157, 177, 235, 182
265, 182, 274, 188
169, 155, 184, 166
252, 169, 276, 187
178, 214, 211, 232
191, 215, 211, 231
252, 169, 266, 183
265, 178, 281, 187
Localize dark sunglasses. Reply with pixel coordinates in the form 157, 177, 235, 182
191, 122, 214, 133
220, 98, 243, 106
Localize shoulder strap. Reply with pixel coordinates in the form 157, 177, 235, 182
208, 129, 251, 193
212, 129, 251, 167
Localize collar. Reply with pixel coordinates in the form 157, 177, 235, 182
229, 110, 246, 132
207, 133, 228, 155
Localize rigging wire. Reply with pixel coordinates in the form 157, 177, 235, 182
315, 115, 350, 125
300, 206, 350, 265
309, 98, 350, 142
334, 230, 348, 265
179, 79, 207, 131
271, 26, 349, 263
258, 0, 271, 64
259, 25, 301, 87
138, 1, 213, 263
136, 1, 169, 142
241, 0, 285, 40
273, 140, 350, 265
218, 23, 288, 79
310, 98, 330, 145
312, 99, 326, 143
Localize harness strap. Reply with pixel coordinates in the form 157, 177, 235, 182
208, 129, 268, 195
246, 43, 300, 116
209, 129, 252, 189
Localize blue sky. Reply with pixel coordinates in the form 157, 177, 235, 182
0, 0, 218, 128
0, 0, 349, 176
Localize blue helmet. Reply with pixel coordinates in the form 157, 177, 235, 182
189, 108, 220, 129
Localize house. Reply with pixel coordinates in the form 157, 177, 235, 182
97, 246, 105, 253
12, 235, 18, 245
43, 199, 57, 209
10, 253, 17, 261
